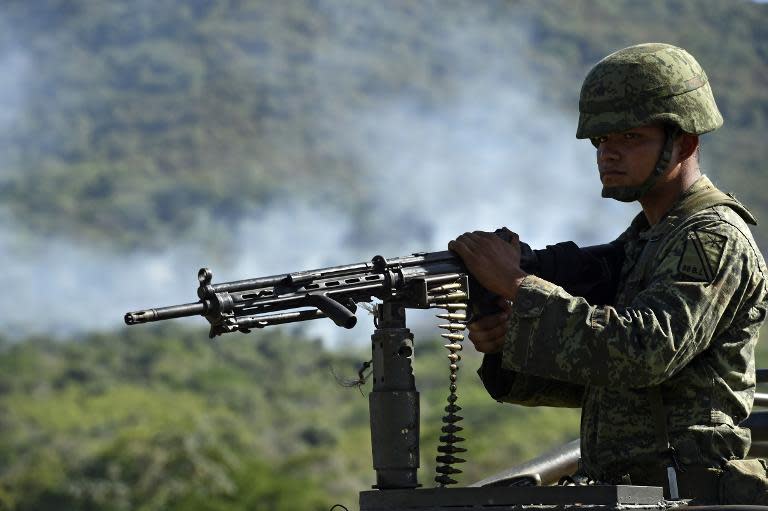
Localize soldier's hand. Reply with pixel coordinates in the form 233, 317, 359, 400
468, 299, 512, 354
448, 227, 528, 300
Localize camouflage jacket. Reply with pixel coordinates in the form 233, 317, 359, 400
478, 176, 768, 482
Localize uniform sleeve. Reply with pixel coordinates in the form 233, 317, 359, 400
501, 218, 754, 388
477, 353, 584, 407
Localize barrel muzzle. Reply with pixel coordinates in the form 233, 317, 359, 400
124, 310, 156, 325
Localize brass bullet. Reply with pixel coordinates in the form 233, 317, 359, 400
441, 423, 464, 434
431, 291, 468, 303
436, 454, 466, 465
436, 313, 467, 321
444, 404, 462, 413
437, 444, 467, 454
435, 474, 458, 485
429, 283, 463, 293
438, 323, 466, 332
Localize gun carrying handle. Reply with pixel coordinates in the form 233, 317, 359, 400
305, 294, 357, 329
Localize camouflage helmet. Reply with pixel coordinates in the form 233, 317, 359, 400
576, 43, 723, 139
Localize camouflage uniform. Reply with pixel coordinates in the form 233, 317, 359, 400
478, 44, 768, 497
480, 175, 767, 485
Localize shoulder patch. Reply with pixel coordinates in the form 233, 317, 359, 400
678, 229, 727, 282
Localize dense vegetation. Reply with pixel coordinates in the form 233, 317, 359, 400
5, 327, 768, 510
0, 0, 765, 249
1, 1, 766, 509
0, 326, 580, 510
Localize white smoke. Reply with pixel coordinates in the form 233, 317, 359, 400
0, 49, 28, 134
0, 1, 640, 345
344, 94, 635, 251
0, 97, 636, 346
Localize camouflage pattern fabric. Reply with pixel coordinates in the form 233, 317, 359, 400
720, 458, 768, 504
484, 176, 768, 487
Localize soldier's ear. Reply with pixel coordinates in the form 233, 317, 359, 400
677, 133, 699, 162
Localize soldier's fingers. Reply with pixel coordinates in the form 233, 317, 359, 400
457, 232, 484, 250
496, 298, 513, 313
468, 321, 508, 345
499, 227, 520, 243
468, 312, 508, 331
448, 238, 474, 256
450, 231, 481, 247
471, 335, 505, 354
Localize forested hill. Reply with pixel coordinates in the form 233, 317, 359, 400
0, 3, 766, 508
0, 326, 580, 510
0, 0, 765, 250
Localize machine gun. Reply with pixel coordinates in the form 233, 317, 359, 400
124, 237, 623, 495
124, 248, 519, 338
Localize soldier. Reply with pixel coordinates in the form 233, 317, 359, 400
449, 43, 768, 504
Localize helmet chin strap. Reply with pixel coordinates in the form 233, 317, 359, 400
602, 126, 680, 203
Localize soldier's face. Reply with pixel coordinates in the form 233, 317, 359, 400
594, 124, 666, 189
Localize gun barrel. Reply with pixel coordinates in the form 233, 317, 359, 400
124, 301, 206, 325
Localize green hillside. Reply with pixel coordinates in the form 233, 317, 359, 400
0, 0, 765, 249
4, 323, 768, 510
0, 326, 579, 510
1, 2, 766, 509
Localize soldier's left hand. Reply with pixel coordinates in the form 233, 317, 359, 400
467, 298, 512, 354
448, 228, 528, 300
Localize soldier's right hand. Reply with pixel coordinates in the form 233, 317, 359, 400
468, 299, 512, 354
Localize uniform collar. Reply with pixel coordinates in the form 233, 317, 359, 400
629, 176, 713, 241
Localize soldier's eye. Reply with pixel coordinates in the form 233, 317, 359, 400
623, 132, 638, 139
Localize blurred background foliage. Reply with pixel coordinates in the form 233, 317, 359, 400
0, 0, 765, 249
0, 327, 580, 510
1, 0, 766, 510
